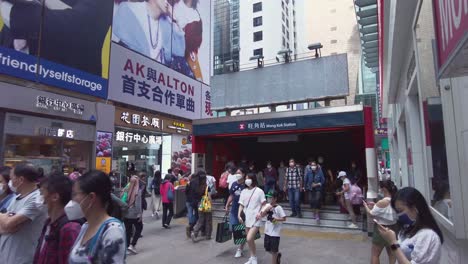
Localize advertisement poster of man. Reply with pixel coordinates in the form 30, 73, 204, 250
0, 0, 113, 98
112, 0, 210, 85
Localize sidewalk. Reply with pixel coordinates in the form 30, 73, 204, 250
127, 212, 390, 264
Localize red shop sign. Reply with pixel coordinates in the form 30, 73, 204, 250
433, 0, 468, 75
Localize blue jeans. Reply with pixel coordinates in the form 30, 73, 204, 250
186, 202, 199, 225
288, 188, 301, 215
229, 211, 240, 231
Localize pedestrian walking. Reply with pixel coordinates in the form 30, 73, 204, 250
0, 163, 47, 264
185, 172, 202, 237
150, 170, 162, 218
123, 174, 144, 254
263, 161, 278, 195
305, 161, 325, 221
68, 170, 126, 263
34, 173, 82, 264
249, 163, 264, 191
191, 170, 213, 241
225, 167, 247, 258
376, 187, 443, 264
0, 166, 15, 213
283, 159, 303, 218
363, 180, 398, 264
160, 174, 175, 228
336, 171, 358, 228
238, 173, 266, 264
260, 190, 287, 264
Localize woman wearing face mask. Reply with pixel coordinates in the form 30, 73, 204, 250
225, 168, 247, 258
363, 180, 398, 264
0, 166, 14, 213
377, 187, 443, 264
68, 170, 126, 263
238, 173, 266, 264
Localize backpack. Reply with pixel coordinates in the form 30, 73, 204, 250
350, 184, 363, 205
167, 184, 174, 201
219, 172, 229, 189
40, 216, 85, 249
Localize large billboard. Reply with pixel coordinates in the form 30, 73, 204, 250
112, 0, 211, 85
0, 1, 113, 98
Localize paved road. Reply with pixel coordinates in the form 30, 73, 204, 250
126, 212, 391, 264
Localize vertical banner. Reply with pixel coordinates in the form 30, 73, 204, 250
171, 134, 192, 174
96, 131, 113, 174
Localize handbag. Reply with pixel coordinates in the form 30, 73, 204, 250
232, 224, 261, 245
198, 187, 212, 212
215, 215, 232, 243
167, 185, 174, 201
240, 187, 257, 221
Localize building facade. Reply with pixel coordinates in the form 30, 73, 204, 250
382, 0, 468, 262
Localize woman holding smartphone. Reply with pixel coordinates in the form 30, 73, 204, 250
363, 180, 398, 264
376, 187, 443, 264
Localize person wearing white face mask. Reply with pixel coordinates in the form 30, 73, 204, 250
33, 172, 82, 264
68, 170, 126, 263
225, 167, 247, 258
0, 162, 47, 264
263, 161, 278, 195
0, 166, 15, 213
305, 161, 325, 221
238, 173, 266, 264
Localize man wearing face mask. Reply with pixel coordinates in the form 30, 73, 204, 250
283, 159, 303, 218
33, 173, 82, 264
305, 161, 325, 221
0, 163, 47, 264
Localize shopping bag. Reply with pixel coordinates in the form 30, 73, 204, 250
232, 224, 261, 245
215, 215, 232, 243
198, 187, 212, 212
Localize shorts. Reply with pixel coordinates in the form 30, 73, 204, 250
372, 223, 398, 247
264, 234, 280, 253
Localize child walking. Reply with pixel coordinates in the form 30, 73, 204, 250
260, 190, 287, 264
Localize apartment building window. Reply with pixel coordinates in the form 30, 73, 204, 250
253, 16, 263, 27
254, 31, 263, 41
287, 43, 290, 49
253, 2, 262, 12
287, 30, 289, 39
282, 25, 285, 33
286, 7, 289, 14
330, 26, 337, 31
253, 48, 263, 56
282, 37, 286, 47
286, 19, 289, 27
330, 9, 336, 13
331, 39, 337, 44
282, 1, 284, 9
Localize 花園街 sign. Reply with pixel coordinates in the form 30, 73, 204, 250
108, 43, 211, 120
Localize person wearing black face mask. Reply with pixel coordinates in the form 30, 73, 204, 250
376, 187, 444, 264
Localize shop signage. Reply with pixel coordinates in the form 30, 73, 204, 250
239, 120, 297, 131
115, 107, 192, 135
433, 0, 468, 74
36, 96, 85, 115
38, 127, 75, 139
375, 128, 388, 137
115, 130, 162, 145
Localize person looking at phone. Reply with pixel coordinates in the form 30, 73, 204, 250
376, 187, 443, 264
363, 180, 398, 264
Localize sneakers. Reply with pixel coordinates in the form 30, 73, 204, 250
277, 252, 282, 264
191, 232, 198, 243
348, 223, 359, 229
234, 248, 243, 258
127, 245, 138, 254
186, 226, 192, 238
244, 256, 258, 264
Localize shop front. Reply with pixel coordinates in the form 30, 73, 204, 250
0, 82, 107, 175
112, 107, 193, 184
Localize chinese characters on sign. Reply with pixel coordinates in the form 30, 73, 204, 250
36, 96, 84, 115
375, 128, 388, 137
120, 111, 162, 129
38, 127, 75, 139
204, 90, 213, 116
239, 121, 297, 131
115, 130, 162, 145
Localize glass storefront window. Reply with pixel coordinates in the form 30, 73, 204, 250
3, 135, 92, 175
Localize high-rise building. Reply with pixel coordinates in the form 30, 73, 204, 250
213, 0, 240, 75
238, 0, 297, 70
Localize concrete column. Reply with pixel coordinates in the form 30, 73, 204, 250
364, 106, 378, 199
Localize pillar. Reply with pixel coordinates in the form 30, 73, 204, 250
364, 106, 378, 199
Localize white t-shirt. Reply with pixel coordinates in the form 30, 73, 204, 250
227, 174, 238, 190
342, 178, 351, 200
264, 204, 286, 237
239, 187, 266, 228
0, 189, 48, 264
398, 228, 441, 264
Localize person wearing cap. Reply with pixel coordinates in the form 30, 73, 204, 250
260, 190, 287, 264
336, 171, 358, 228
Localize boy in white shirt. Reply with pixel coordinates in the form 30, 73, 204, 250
260, 190, 287, 264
